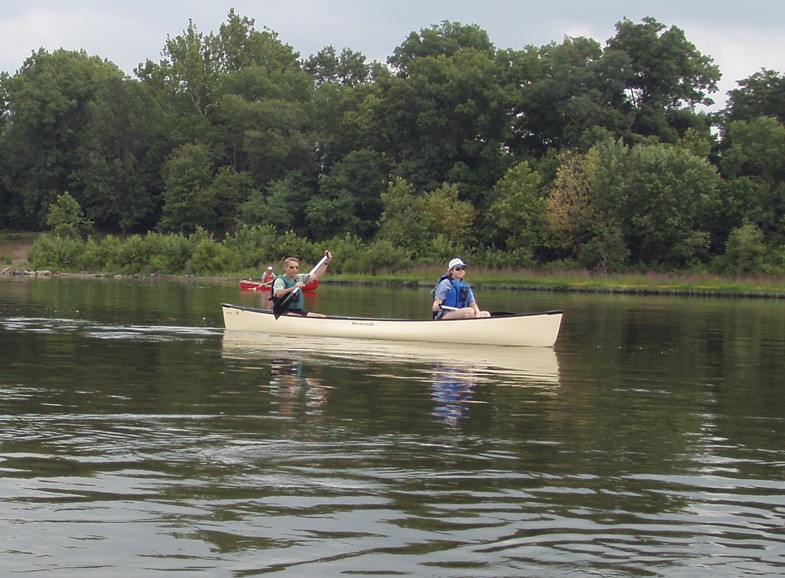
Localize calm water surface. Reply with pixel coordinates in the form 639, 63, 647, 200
1, 276, 784, 577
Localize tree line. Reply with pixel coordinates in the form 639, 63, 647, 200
2, 10, 785, 275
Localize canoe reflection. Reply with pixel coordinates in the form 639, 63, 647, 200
222, 331, 560, 385
269, 358, 329, 417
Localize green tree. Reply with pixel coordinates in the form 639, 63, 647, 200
159, 143, 216, 233
45, 192, 94, 239
725, 69, 785, 125
0, 71, 12, 228
421, 183, 477, 249
207, 166, 256, 234
138, 9, 312, 182
307, 149, 387, 240
485, 161, 547, 257
506, 38, 632, 155
625, 143, 721, 266
361, 239, 402, 275
374, 22, 510, 200
214, 25, 313, 182
546, 149, 603, 257
75, 76, 168, 231
606, 17, 720, 141
230, 93, 314, 185
304, 46, 372, 87
0, 49, 125, 228
721, 117, 785, 242
224, 223, 280, 268
546, 140, 719, 269
213, 9, 300, 72
238, 172, 314, 233
375, 177, 432, 258
135, 18, 221, 127
305, 51, 381, 175
389, 20, 495, 68
723, 223, 767, 276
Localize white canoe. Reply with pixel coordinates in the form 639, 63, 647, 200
222, 303, 563, 347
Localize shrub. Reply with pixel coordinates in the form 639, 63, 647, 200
186, 237, 238, 275
426, 235, 466, 268
474, 247, 535, 269
148, 233, 195, 273
275, 230, 317, 264
325, 234, 365, 274
724, 224, 767, 276
224, 224, 279, 269
28, 233, 86, 271
91, 235, 126, 272
359, 240, 403, 275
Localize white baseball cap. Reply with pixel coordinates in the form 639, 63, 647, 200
448, 258, 467, 270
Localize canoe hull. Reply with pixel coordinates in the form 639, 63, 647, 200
222, 304, 562, 347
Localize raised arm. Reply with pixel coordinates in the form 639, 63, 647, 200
309, 250, 332, 282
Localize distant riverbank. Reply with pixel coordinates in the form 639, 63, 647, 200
3, 231, 785, 299
328, 270, 785, 299
5, 265, 785, 300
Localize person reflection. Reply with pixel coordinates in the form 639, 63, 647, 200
268, 358, 328, 417
431, 365, 477, 426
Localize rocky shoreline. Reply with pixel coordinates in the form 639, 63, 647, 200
0, 266, 238, 284
1, 266, 52, 277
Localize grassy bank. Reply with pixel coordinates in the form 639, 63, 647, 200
329, 267, 785, 299
4, 229, 785, 299
0, 231, 39, 265
7, 263, 785, 299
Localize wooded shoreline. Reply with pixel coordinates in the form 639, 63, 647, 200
3, 264, 785, 300
3, 14, 785, 281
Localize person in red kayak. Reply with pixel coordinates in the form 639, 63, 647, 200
261, 266, 275, 287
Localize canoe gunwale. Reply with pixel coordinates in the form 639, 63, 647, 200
222, 303, 563, 323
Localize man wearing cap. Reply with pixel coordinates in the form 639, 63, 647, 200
431, 258, 491, 320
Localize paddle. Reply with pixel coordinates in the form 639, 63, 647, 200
273, 254, 329, 319
439, 305, 514, 317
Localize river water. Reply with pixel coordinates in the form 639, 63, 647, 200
1, 276, 784, 577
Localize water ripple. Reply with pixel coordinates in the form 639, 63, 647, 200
1, 415, 784, 577
1, 316, 221, 341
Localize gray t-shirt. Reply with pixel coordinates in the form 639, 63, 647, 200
272, 273, 312, 297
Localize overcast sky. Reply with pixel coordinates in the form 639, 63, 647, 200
2, 0, 783, 110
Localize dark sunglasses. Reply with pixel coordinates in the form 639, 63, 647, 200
452, 266, 467, 271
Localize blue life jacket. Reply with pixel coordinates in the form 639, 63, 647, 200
434, 275, 471, 317
271, 275, 304, 310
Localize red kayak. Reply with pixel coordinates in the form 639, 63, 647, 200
240, 279, 319, 292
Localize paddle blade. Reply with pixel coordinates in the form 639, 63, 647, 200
272, 288, 298, 319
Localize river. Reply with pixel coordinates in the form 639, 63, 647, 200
1, 276, 784, 577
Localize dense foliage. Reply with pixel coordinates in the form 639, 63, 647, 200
3, 10, 785, 275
